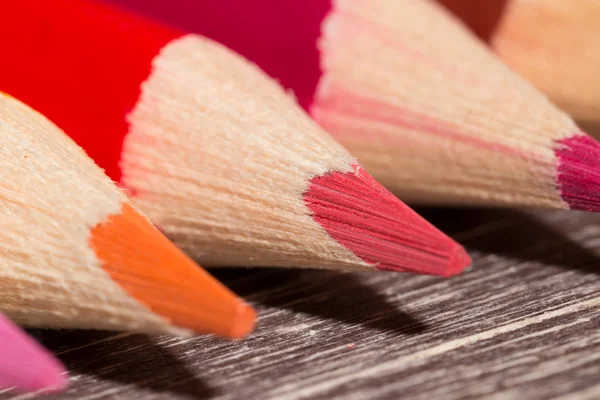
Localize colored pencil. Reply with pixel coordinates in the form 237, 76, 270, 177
492, 0, 600, 123
103, 0, 600, 211
0, 92, 255, 338
435, 0, 509, 42
0, 314, 67, 393
0, 0, 471, 276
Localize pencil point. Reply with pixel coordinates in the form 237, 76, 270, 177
228, 303, 258, 340
556, 133, 600, 212
90, 203, 256, 338
446, 246, 472, 277
0, 315, 68, 393
305, 165, 471, 275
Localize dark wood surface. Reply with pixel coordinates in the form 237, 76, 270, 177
3, 207, 600, 400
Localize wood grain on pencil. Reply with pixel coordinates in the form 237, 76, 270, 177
314, 0, 600, 211
107, 0, 600, 211
0, 93, 255, 338
0, 0, 470, 276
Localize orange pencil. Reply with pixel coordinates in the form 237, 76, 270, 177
0, 92, 255, 338
0, 0, 471, 276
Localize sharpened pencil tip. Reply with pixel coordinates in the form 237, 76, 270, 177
556, 133, 600, 212
306, 164, 470, 276
446, 245, 472, 277
0, 315, 68, 393
228, 303, 257, 339
35, 373, 69, 394
90, 203, 256, 338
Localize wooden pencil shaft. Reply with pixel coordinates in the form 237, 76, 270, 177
0, 93, 256, 337
0, 0, 471, 275
94, 0, 600, 211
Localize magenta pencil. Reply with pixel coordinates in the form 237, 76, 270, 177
105, 0, 600, 211
0, 0, 471, 276
0, 314, 67, 393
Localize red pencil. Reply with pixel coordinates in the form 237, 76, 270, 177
103, 0, 600, 211
0, 0, 470, 275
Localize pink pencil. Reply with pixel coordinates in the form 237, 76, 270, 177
0, 314, 68, 393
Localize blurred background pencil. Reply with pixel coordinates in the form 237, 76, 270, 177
491, 0, 600, 125
0, 0, 471, 276
100, 0, 600, 212
0, 93, 255, 338
0, 314, 67, 394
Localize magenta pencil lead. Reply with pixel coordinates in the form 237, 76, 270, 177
99, 0, 600, 212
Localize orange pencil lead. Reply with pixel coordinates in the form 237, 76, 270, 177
0, 92, 255, 338
90, 203, 256, 338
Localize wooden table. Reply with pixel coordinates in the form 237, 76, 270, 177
3, 207, 600, 400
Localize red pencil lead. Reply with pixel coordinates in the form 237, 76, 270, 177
102, 0, 600, 212
306, 165, 468, 275
0, 0, 469, 275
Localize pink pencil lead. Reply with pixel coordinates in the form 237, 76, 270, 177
0, 314, 68, 393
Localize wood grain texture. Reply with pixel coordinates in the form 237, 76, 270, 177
3, 208, 600, 399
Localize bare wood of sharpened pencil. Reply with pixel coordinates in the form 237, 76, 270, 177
0, 0, 470, 276
311, 0, 600, 211
492, 0, 600, 123
72, 0, 600, 211
0, 93, 255, 338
